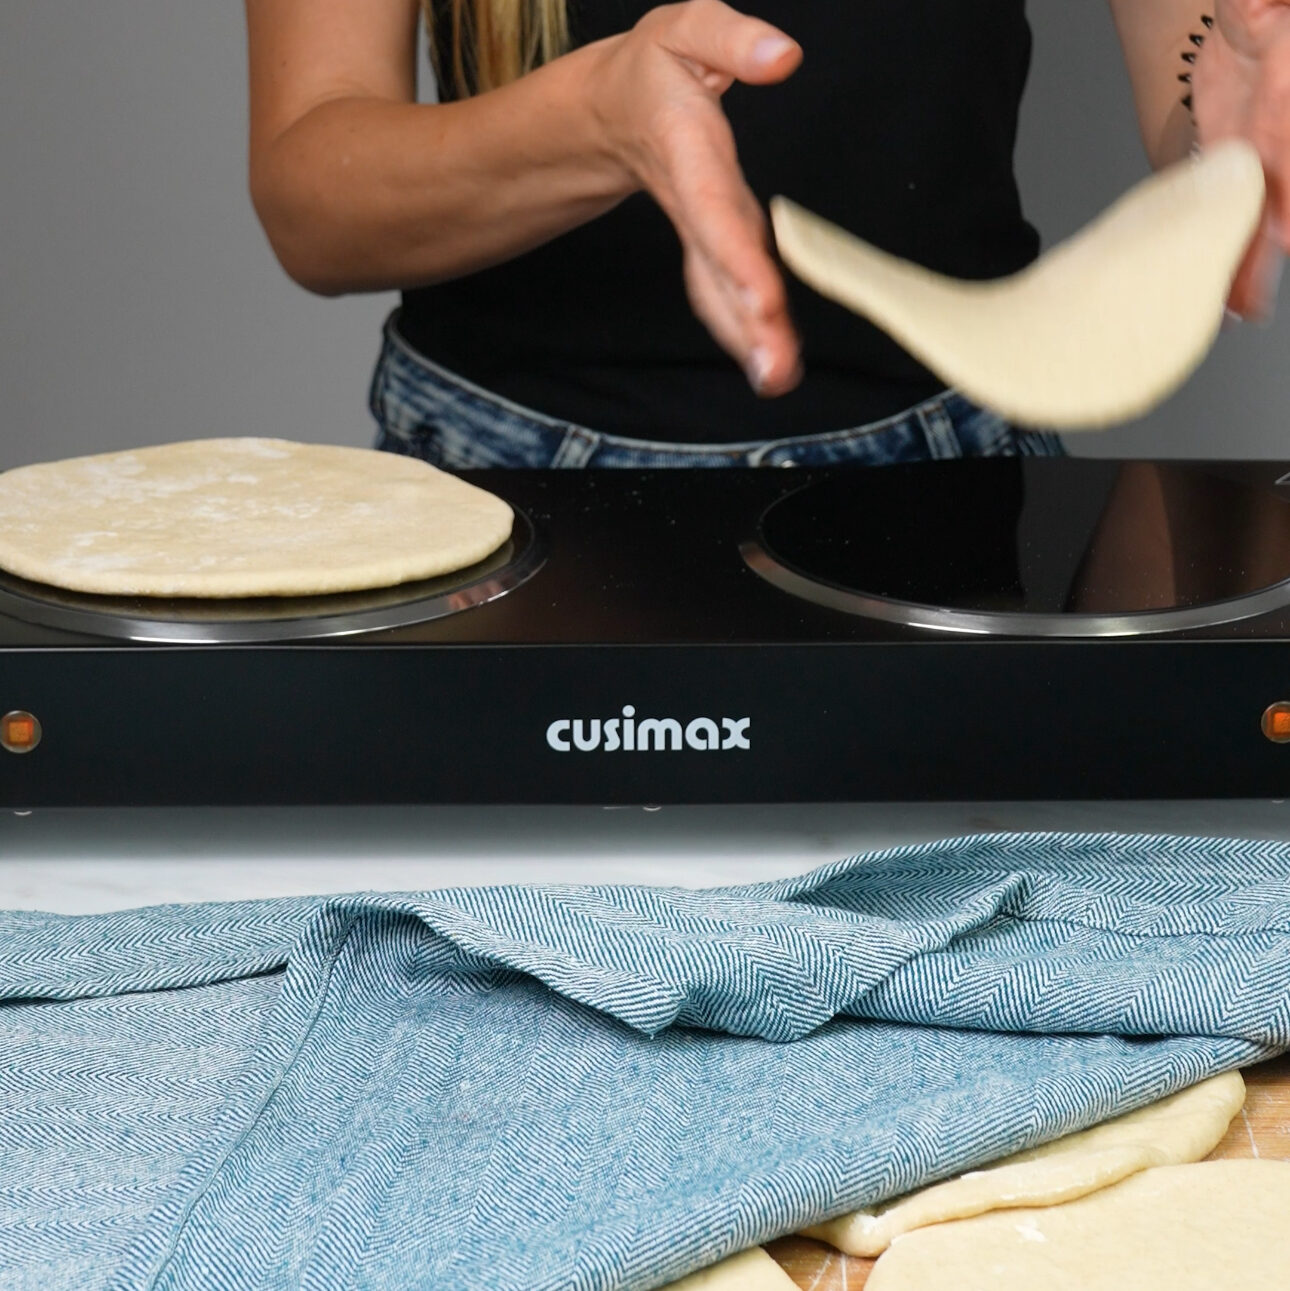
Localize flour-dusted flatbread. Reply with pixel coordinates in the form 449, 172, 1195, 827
864, 1160, 1290, 1291
660, 1248, 798, 1291
802, 1070, 1244, 1257
0, 438, 514, 598
771, 140, 1266, 429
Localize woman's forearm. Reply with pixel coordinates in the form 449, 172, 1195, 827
250, 42, 634, 296
1107, 0, 1206, 167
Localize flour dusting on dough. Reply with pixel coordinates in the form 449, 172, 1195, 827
0, 437, 514, 598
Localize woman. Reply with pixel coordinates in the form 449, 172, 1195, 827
245, 0, 1290, 469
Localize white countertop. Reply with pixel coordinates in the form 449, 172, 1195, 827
5, 800, 1290, 913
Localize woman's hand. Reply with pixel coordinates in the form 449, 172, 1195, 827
247, 0, 803, 393
1195, 0, 1290, 317
585, 0, 804, 395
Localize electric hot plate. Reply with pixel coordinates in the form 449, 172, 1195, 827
7, 457, 1290, 807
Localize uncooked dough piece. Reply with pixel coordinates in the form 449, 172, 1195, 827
803, 1070, 1244, 1256
771, 140, 1265, 429
865, 1160, 1290, 1291
0, 438, 514, 598
661, 1247, 798, 1291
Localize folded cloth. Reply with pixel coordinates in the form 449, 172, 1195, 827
1, 832, 1287, 1291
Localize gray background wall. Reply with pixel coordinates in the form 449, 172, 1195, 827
1, 3, 1285, 472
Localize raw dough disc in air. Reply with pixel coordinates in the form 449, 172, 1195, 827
802, 1070, 1244, 1256
0, 438, 514, 598
771, 140, 1265, 429
864, 1160, 1290, 1291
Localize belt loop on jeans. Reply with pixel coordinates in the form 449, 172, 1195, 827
916, 398, 963, 460
550, 425, 601, 468
745, 441, 801, 468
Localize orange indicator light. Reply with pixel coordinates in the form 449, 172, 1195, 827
1, 711, 41, 754
1261, 703, 1290, 744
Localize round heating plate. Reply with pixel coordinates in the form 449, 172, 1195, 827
741, 458, 1290, 637
0, 509, 543, 643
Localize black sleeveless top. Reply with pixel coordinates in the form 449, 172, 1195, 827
399, 1, 1038, 441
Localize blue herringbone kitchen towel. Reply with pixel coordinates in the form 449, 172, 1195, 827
2, 832, 1288, 1291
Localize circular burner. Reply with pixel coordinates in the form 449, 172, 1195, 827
742, 459, 1290, 637
0, 509, 543, 643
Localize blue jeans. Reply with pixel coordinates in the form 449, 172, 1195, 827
369, 311, 1064, 468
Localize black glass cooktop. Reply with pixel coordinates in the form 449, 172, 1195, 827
744, 459, 1290, 636
4, 459, 1290, 645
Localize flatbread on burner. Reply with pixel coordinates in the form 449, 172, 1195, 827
771, 140, 1266, 429
0, 438, 514, 598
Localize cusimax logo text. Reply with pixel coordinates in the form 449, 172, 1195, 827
546, 706, 751, 753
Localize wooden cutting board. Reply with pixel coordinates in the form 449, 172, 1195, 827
766, 1054, 1290, 1290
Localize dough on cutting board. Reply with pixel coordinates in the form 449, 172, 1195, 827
802, 1069, 1244, 1256
771, 140, 1265, 429
864, 1159, 1290, 1291
0, 438, 514, 598
661, 1247, 798, 1291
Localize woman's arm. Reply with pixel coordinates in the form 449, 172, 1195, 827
245, 0, 803, 393
246, 0, 625, 294
1110, 0, 1290, 318
1106, 0, 1204, 167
